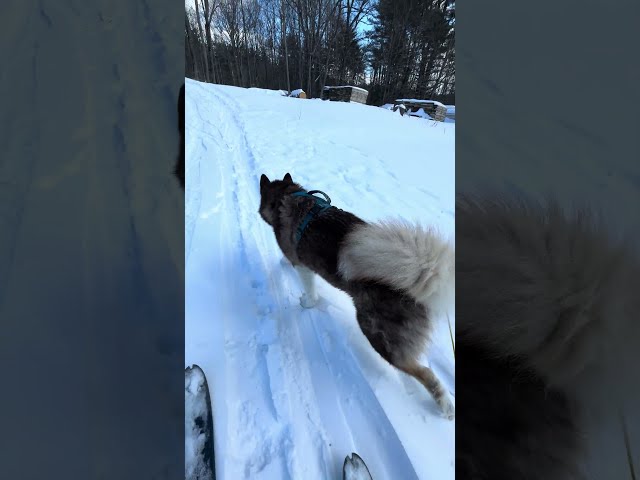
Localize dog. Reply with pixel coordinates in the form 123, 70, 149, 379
258, 173, 455, 419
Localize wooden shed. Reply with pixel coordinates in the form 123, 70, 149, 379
322, 86, 369, 104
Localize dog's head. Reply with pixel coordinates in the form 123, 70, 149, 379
259, 173, 300, 225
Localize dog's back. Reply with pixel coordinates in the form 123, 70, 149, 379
294, 206, 365, 291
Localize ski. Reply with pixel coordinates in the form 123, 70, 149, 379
185, 364, 216, 480
343, 452, 373, 480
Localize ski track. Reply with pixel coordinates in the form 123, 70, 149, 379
212, 85, 418, 479
186, 80, 455, 479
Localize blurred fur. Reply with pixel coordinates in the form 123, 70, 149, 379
456, 192, 639, 479
259, 173, 455, 419
174, 83, 185, 190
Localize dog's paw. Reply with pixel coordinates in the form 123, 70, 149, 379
438, 396, 455, 420
299, 293, 318, 309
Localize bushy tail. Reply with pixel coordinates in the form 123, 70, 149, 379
456, 193, 640, 403
338, 220, 454, 317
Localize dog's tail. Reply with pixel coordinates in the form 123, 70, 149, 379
456, 194, 639, 394
338, 220, 454, 317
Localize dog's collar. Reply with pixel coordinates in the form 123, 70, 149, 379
290, 190, 333, 244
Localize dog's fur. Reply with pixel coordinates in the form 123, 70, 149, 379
259, 173, 455, 419
456, 193, 640, 479
174, 83, 185, 190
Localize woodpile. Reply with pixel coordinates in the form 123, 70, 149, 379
394, 99, 447, 122
322, 86, 369, 104
289, 89, 307, 99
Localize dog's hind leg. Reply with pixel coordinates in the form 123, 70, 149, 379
355, 307, 454, 420
396, 358, 455, 420
295, 265, 318, 308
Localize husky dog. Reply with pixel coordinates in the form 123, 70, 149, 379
456, 193, 640, 479
258, 173, 455, 419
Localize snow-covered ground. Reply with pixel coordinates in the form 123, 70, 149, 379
1, 3, 184, 477
185, 78, 455, 480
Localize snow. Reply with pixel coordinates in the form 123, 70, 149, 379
408, 108, 433, 120
289, 88, 305, 97
185, 78, 455, 480
248, 87, 289, 97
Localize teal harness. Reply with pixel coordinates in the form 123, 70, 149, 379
290, 190, 333, 244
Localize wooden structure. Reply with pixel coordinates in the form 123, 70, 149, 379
322, 86, 369, 104
394, 99, 448, 122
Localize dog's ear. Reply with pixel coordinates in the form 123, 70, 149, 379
260, 174, 270, 190
283, 172, 293, 183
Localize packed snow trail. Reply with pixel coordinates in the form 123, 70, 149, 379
1, 3, 183, 478
185, 79, 455, 480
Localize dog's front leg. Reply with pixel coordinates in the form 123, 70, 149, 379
295, 265, 318, 308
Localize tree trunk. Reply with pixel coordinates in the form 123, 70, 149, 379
239, 0, 253, 87
203, 0, 216, 83
281, 1, 291, 92
195, 0, 210, 82
186, 12, 201, 80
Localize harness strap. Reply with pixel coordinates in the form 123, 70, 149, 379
290, 190, 333, 244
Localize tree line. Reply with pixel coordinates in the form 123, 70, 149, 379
185, 0, 454, 106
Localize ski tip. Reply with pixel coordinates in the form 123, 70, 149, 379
185, 364, 208, 393
185, 364, 205, 374
344, 452, 365, 462
343, 452, 373, 480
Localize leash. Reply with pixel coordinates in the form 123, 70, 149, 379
290, 190, 333, 244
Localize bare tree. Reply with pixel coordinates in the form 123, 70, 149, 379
185, 0, 455, 104
202, 0, 218, 83
194, 0, 210, 82
280, 0, 291, 92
